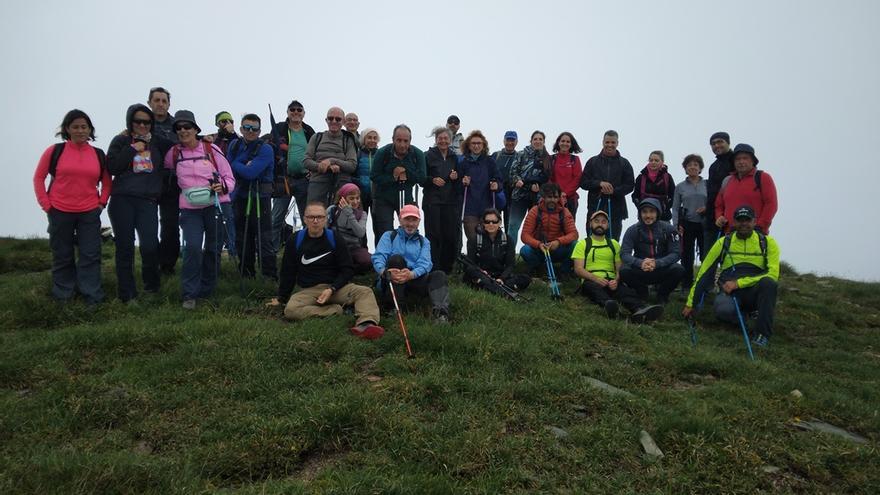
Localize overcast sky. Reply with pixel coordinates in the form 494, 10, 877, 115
2, 0, 878, 280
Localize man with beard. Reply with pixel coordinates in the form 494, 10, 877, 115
619, 198, 684, 304
572, 210, 664, 323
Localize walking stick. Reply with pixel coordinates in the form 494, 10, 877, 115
388, 280, 414, 358
255, 189, 263, 280
239, 184, 253, 297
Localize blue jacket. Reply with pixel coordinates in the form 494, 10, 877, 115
227, 138, 274, 200
371, 227, 432, 278
355, 148, 376, 196
459, 154, 501, 217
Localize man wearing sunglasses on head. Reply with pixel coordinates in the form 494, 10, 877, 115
304, 107, 358, 206
228, 114, 276, 280
269, 100, 316, 252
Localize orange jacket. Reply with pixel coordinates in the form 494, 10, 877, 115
520, 199, 578, 249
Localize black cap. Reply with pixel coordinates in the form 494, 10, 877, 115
447, 115, 460, 125
731, 143, 759, 166
734, 205, 756, 220
710, 131, 730, 144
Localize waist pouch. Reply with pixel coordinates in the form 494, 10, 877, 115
183, 186, 214, 206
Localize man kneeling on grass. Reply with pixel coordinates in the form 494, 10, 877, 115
269, 202, 384, 339
682, 205, 779, 347
372, 204, 451, 324
572, 210, 664, 323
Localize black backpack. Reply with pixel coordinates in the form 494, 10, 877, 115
47, 143, 106, 192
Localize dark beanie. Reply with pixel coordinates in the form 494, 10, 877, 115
710, 132, 730, 144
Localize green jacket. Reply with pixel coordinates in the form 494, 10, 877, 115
687, 231, 780, 307
369, 143, 426, 204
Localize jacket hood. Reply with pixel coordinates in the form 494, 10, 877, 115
638, 198, 663, 220
126, 103, 154, 133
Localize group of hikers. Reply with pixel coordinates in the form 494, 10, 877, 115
32, 87, 781, 349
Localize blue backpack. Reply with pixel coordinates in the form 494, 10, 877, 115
294, 228, 336, 251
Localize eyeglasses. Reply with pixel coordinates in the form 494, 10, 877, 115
304, 215, 325, 222
218, 119, 233, 125
288, 107, 304, 113
483, 219, 500, 225
326, 116, 343, 122
132, 118, 152, 126
242, 124, 260, 132
174, 123, 195, 131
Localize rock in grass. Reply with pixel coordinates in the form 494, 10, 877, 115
762, 465, 780, 474
546, 426, 569, 439
639, 430, 664, 459
790, 389, 803, 399
790, 418, 868, 444
584, 377, 635, 398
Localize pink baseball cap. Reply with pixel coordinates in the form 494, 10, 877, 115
399, 205, 421, 220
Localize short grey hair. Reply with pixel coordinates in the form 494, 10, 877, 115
392, 124, 412, 138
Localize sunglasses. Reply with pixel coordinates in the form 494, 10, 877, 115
242, 124, 260, 132
326, 116, 343, 122
174, 123, 195, 131
132, 118, 152, 126
483, 219, 500, 224
448, 121, 460, 125
288, 107, 304, 113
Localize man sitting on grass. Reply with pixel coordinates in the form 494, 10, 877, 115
269, 202, 384, 339
682, 205, 780, 347
620, 198, 684, 304
372, 205, 451, 324
572, 210, 664, 323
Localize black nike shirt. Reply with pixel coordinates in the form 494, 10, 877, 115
278, 229, 354, 301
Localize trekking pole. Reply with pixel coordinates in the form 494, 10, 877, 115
239, 184, 253, 297
255, 186, 264, 281
542, 246, 562, 300
457, 254, 530, 302
607, 196, 613, 240
686, 316, 698, 347
326, 172, 338, 207
387, 280, 414, 358
212, 174, 236, 267
724, 249, 755, 361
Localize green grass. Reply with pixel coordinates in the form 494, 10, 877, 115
1, 236, 878, 493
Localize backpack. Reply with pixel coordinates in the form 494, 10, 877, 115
534, 207, 567, 242
719, 231, 768, 270
720, 169, 764, 193
294, 227, 336, 251
171, 141, 227, 194
311, 130, 357, 158
389, 229, 424, 248
581, 236, 617, 265
475, 229, 506, 261
47, 143, 106, 192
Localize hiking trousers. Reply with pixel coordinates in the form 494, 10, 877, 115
579, 279, 644, 313
620, 264, 685, 301
381, 254, 450, 313
520, 243, 575, 274
424, 202, 461, 273
158, 193, 180, 273
680, 219, 705, 288
108, 195, 159, 301
179, 207, 219, 301
283, 283, 380, 326
713, 277, 778, 337
464, 271, 531, 297
47, 207, 105, 304
234, 195, 276, 279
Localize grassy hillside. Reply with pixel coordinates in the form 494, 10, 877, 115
1, 237, 878, 494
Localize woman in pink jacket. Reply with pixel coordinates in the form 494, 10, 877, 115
164, 110, 235, 309
33, 109, 111, 305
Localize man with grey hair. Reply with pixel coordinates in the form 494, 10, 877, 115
344, 112, 360, 140
369, 124, 427, 246
304, 106, 358, 206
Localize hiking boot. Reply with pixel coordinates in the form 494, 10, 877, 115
604, 300, 619, 319
751, 333, 769, 348
629, 304, 664, 324
182, 299, 196, 310
350, 322, 385, 340
433, 309, 450, 325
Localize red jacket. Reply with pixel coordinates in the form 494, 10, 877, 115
33, 142, 111, 213
550, 153, 582, 200
521, 199, 578, 249
714, 167, 777, 233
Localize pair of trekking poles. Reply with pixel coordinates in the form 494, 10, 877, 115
238, 182, 266, 297
687, 231, 755, 360
457, 254, 531, 303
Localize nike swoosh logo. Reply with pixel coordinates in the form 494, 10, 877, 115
301, 252, 331, 265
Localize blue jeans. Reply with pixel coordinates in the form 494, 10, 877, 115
520, 242, 575, 274
47, 207, 105, 304
179, 207, 219, 300
108, 195, 159, 301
